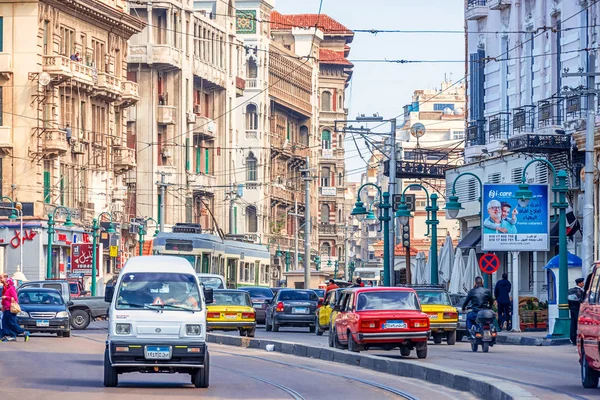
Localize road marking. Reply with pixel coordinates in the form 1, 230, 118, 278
213, 364, 305, 400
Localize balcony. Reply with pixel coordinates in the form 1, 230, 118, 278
42, 55, 72, 82
319, 187, 337, 196
318, 223, 339, 235
157, 105, 177, 125
246, 130, 259, 140
466, 121, 485, 146
488, 0, 511, 9
466, 0, 488, 20
95, 72, 122, 101
271, 135, 310, 159
128, 44, 182, 70
114, 147, 136, 173
0, 126, 12, 149
43, 129, 68, 156
508, 133, 571, 153
188, 172, 217, 189
537, 97, 564, 133
512, 105, 536, 135
0, 53, 12, 78
246, 79, 258, 89
192, 115, 217, 139
236, 76, 245, 97
70, 62, 96, 86
193, 57, 226, 88
121, 80, 140, 103
271, 185, 293, 204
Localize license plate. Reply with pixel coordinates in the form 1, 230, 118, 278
36, 320, 49, 327
428, 314, 438, 320
293, 307, 309, 314
145, 346, 172, 360
383, 320, 406, 329
225, 314, 237, 319
483, 330, 492, 339
253, 302, 261, 307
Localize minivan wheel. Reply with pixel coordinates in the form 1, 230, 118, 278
103, 349, 118, 387
581, 348, 600, 388
192, 352, 210, 388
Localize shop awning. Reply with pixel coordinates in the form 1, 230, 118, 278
457, 227, 481, 249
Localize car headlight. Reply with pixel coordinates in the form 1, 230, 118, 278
186, 324, 202, 336
115, 323, 131, 335
17, 311, 29, 318
56, 311, 69, 318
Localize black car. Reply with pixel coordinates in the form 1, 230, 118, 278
239, 286, 274, 324
17, 288, 72, 337
265, 289, 320, 332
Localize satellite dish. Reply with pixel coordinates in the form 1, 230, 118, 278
39, 72, 51, 87
410, 123, 426, 138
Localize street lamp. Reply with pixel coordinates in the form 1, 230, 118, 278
47, 206, 74, 279
137, 217, 159, 256
351, 183, 392, 286
1, 196, 18, 220
395, 184, 439, 284
514, 159, 569, 339
0, 203, 23, 274
334, 260, 339, 279
91, 212, 115, 296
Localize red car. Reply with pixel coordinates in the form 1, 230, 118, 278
330, 287, 430, 358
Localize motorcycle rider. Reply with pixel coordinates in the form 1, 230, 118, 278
462, 276, 495, 339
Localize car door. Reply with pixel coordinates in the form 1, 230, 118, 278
581, 268, 600, 366
267, 291, 279, 324
338, 292, 355, 342
334, 291, 348, 338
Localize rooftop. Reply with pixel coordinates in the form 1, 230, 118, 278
270, 11, 354, 37
319, 49, 353, 66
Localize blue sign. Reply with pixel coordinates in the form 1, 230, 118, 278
481, 184, 549, 251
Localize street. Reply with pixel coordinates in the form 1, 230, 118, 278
215, 324, 590, 400
0, 325, 473, 400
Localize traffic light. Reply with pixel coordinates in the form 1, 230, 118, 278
402, 225, 410, 248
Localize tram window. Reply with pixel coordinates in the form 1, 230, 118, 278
165, 240, 194, 252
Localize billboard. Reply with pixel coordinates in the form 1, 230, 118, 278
71, 243, 101, 276
481, 184, 549, 252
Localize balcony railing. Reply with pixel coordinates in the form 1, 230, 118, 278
466, 120, 485, 146
43, 129, 68, 155
157, 105, 177, 125
537, 96, 564, 128
512, 105, 535, 134
318, 223, 339, 235
114, 147, 136, 172
508, 133, 571, 153
121, 80, 139, 102
246, 79, 258, 89
487, 112, 510, 142
466, 0, 488, 20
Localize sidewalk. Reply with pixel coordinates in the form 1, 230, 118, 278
495, 330, 571, 346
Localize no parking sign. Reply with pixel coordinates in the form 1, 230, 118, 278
479, 253, 500, 275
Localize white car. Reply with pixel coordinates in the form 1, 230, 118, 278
104, 255, 213, 388
197, 273, 226, 290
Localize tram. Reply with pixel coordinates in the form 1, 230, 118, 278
152, 223, 272, 288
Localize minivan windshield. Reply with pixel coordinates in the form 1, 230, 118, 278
116, 272, 202, 311
198, 276, 225, 289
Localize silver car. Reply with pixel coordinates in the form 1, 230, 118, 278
450, 293, 468, 342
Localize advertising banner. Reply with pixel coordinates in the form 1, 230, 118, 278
71, 243, 101, 276
481, 184, 549, 252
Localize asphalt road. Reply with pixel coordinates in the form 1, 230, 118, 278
0, 327, 473, 400
214, 324, 596, 400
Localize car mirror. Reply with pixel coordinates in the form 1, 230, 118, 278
67, 301, 74, 307
81, 290, 90, 296
204, 287, 214, 304
104, 286, 115, 303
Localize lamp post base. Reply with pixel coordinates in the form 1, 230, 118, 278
551, 316, 571, 338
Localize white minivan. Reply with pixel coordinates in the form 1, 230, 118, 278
103, 256, 213, 388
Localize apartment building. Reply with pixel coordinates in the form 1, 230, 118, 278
0, 0, 143, 281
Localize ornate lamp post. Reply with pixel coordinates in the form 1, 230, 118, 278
1, 196, 18, 219
395, 184, 439, 284
46, 206, 74, 279
351, 183, 392, 286
137, 217, 159, 256
91, 212, 116, 296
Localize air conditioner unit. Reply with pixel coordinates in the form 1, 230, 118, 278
187, 112, 196, 124
161, 149, 171, 158
193, 104, 202, 114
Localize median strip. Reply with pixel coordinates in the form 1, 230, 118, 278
207, 333, 537, 400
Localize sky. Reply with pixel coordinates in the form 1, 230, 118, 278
275, 0, 465, 181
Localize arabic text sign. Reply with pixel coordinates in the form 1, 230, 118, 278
71, 243, 100, 276
481, 184, 549, 252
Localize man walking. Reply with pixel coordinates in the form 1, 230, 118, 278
495, 273, 512, 330
568, 277, 585, 345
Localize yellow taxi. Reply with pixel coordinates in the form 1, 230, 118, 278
412, 286, 458, 345
206, 289, 256, 337
316, 288, 343, 336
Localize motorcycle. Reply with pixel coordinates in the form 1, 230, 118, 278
469, 309, 497, 353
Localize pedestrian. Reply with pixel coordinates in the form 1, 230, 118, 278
367, 280, 374, 287
494, 272, 512, 330
568, 277, 585, 345
352, 277, 365, 288
1, 278, 30, 342
325, 279, 338, 296
0, 273, 7, 333
60, 123, 72, 144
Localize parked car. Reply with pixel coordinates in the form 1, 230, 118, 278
239, 286, 273, 324
316, 288, 343, 336
17, 287, 72, 337
265, 289, 320, 332
330, 287, 430, 358
449, 293, 468, 342
19, 280, 109, 330
207, 289, 256, 337
578, 263, 600, 388
410, 285, 458, 345
197, 273, 226, 290
313, 289, 325, 302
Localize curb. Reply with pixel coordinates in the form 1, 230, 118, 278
207, 333, 537, 400
496, 334, 571, 346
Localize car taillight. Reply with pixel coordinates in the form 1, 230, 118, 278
443, 312, 458, 319
276, 302, 284, 312
242, 312, 254, 319
207, 312, 220, 319
411, 319, 429, 328
360, 320, 378, 329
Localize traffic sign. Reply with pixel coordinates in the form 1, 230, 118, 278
109, 245, 118, 257
479, 253, 500, 274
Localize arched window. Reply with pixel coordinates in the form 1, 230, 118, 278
321, 91, 331, 111
246, 104, 258, 130
299, 125, 309, 146
338, 95, 343, 110
321, 204, 330, 223
338, 208, 342, 222
338, 134, 343, 149
247, 58, 257, 79
246, 152, 257, 181
321, 166, 330, 186
322, 130, 331, 149
322, 242, 331, 257
247, 205, 257, 233
338, 172, 343, 186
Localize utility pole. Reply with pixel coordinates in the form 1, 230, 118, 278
344, 225, 350, 281
388, 118, 397, 286
302, 157, 312, 288
289, 199, 301, 270
563, 49, 598, 278
155, 172, 170, 232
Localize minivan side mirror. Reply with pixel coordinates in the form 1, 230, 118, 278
204, 287, 214, 304
104, 286, 115, 303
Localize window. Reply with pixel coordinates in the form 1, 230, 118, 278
453, 131, 465, 140
0, 17, 4, 52
247, 57, 257, 79
338, 172, 343, 186
246, 205, 257, 233
322, 130, 331, 149
321, 166, 330, 186
338, 134, 343, 149
321, 91, 331, 111
246, 104, 258, 130
91, 39, 106, 71
433, 103, 454, 111
299, 125, 309, 146
321, 204, 330, 223
59, 26, 75, 57
246, 152, 257, 181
